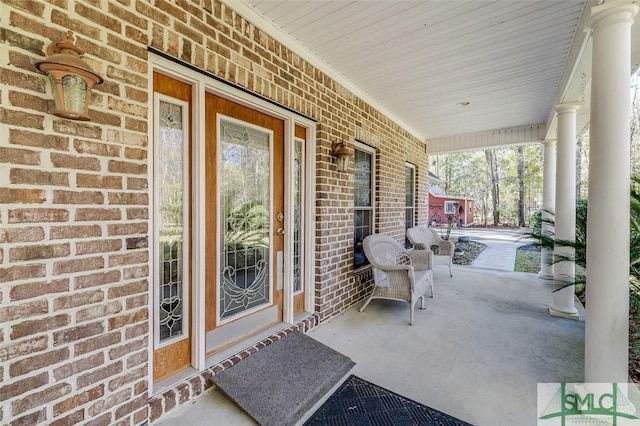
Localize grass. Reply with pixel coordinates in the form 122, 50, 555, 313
514, 245, 541, 273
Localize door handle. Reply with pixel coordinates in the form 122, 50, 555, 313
277, 228, 285, 236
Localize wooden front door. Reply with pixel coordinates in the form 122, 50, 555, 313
205, 93, 284, 353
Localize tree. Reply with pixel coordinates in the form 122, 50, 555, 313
485, 149, 500, 225
516, 146, 525, 226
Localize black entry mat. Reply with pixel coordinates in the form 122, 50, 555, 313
212, 331, 355, 426
304, 375, 473, 426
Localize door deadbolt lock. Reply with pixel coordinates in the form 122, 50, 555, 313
277, 212, 284, 222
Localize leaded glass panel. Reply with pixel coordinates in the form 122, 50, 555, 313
219, 119, 271, 321
293, 139, 303, 294
157, 99, 186, 342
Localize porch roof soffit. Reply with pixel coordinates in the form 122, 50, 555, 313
230, 0, 610, 153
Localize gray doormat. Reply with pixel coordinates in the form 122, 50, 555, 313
305, 375, 473, 426
212, 331, 355, 426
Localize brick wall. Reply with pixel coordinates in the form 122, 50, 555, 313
0, 0, 429, 424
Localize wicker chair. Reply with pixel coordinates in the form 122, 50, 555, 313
360, 234, 434, 325
406, 226, 455, 277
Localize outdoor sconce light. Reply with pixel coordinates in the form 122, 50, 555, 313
35, 31, 103, 121
332, 140, 351, 173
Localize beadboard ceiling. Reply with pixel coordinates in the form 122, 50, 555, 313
231, 0, 637, 144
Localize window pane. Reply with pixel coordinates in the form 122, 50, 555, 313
293, 139, 303, 293
354, 149, 372, 207
157, 99, 186, 342
405, 166, 415, 207
219, 119, 271, 321
354, 209, 372, 268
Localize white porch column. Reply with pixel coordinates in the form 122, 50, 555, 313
539, 140, 556, 280
585, 1, 637, 384
549, 103, 580, 319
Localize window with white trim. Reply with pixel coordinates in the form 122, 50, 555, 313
405, 163, 416, 248
354, 143, 375, 268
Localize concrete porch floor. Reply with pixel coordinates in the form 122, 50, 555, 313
154, 265, 586, 425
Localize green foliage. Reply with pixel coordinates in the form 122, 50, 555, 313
530, 210, 542, 234
225, 202, 269, 249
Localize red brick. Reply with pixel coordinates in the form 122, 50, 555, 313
126, 208, 148, 219
77, 174, 123, 189
12, 383, 72, 415
52, 119, 102, 140
126, 293, 148, 309
0, 299, 48, 322
9, 243, 70, 261
73, 139, 121, 157
108, 365, 145, 392
108, 280, 147, 299
0, 146, 40, 165
107, 222, 147, 236
8, 208, 69, 223
54, 256, 104, 276
9, 347, 69, 378
75, 208, 121, 221
0, 336, 48, 362
74, 270, 121, 290
123, 265, 148, 279
124, 147, 146, 160
84, 412, 112, 426
126, 177, 148, 190
0, 227, 45, 243
10, 278, 69, 301
108, 308, 148, 331
108, 336, 147, 361
149, 397, 163, 422
126, 351, 147, 370
9, 90, 48, 112
133, 406, 148, 424
0, 264, 46, 284
10, 168, 69, 186
50, 153, 101, 171
76, 301, 122, 323
52, 190, 104, 204
0, 67, 45, 92
133, 379, 147, 396
108, 160, 147, 175
53, 322, 104, 345
9, 408, 46, 426
53, 353, 105, 381
108, 251, 148, 267
75, 332, 121, 356
108, 192, 148, 205
0, 188, 46, 204
49, 409, 84, 426
3, 0, 45, 16
54, 289, 104, 310
11, 314, 70, 339
51, 224, 102, 239
124, 322, 148, 340
115, 392, 147, 420
9, 129, 68, 151
0, 372, 48, 401
77, 361, 123, 389
54, 385, 104, 416
76, 239, 122, 255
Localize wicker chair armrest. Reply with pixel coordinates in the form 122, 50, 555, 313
379, 268, 416, 291
407, 249, 433, 270
375, 264, 413, 272
413, 242, 429, 251
437, 240, 456, 256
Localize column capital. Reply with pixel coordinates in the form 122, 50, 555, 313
554, 102, 580, 115
541, 139, 556, 147
588, 1, 638, 31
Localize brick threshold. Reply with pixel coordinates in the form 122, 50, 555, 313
148, 314, 321, 423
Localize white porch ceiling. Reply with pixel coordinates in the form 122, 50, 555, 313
233, 0, 639, 149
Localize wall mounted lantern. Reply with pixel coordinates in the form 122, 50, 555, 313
35, 31, 103, 121
331, 140, 351, 173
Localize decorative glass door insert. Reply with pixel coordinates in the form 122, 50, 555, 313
219, 118, 273, 322
155, 95, 189, 347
